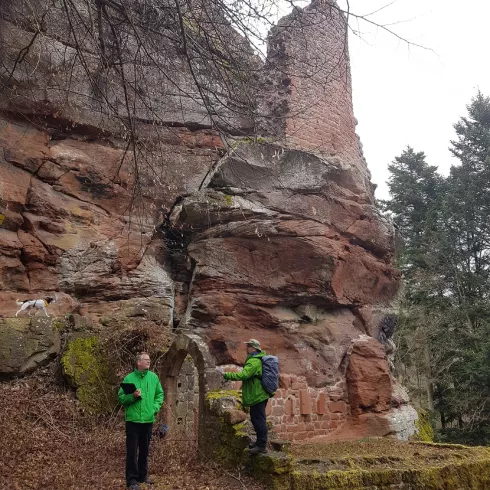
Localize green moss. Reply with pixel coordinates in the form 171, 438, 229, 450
209, 417, 250, 467
53, 320, 65, 331
252, 453, 294, 490
288, 461, 490, 489
261, 440, 490, 489
240, 136, 270, 144
254, 452, 293, 475
223, 195, 233, 205
61, 336, 116, 414
206, 389, 241, 399
201, 390, 249, 467
415, 410, 435, 442
3, 317, 30, 330
206, 389, 242, 408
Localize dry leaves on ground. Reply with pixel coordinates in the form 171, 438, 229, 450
0, 368, 264, 490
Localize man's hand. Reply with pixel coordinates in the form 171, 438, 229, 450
216, 366, 224, 375
133, 389, 142, 399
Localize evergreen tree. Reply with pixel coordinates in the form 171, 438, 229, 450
383, 147, 443, 298
387, 93, 490, 442
383, 147, 443, 411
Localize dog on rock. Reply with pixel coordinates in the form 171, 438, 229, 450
15, 297, 56, 317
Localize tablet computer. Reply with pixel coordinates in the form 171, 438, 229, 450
120, 382, 137, 395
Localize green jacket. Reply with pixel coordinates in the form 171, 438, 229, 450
118, 369, 164, 423
223, 351, 270, 407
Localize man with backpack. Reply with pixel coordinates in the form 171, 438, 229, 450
217, 339, 278, 454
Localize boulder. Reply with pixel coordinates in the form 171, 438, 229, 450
0, 317, 61, 374
346, 337, 392, 414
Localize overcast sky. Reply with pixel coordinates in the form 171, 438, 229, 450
342, 0, 490, 198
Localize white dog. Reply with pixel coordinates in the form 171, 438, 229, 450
15, 297, 56, 317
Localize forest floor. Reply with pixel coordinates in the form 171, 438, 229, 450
0, 368, 264, 490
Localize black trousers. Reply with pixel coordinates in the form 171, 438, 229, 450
250, 399, 268, 448
125, 421, 153, 487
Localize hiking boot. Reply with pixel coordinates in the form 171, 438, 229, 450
248, 441, 256, 449
139, 478, 154, 485
128, 484, 140, 490
248, 445, 267, 455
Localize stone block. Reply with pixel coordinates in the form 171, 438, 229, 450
328, 401, 346, 413
0, 318, 61, 374
293, 431, 308, 441
272, 405, 283, 416
317, 392, 327, 415
299, 389, 312, 415
251, 451, 293, 476
224, 409, 248, 425
270, 439, 292, 452
266, 401, 272, 416
279, 373, 291, 389
292, 379, 307, 390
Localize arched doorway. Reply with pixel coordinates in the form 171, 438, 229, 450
159, 334, 222, 449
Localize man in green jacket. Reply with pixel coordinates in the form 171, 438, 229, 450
118, 352, 164, 490
218, 339, 270, 454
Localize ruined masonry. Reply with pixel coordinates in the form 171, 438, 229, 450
0, 0, 415, 451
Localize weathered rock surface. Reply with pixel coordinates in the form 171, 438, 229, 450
169, 143, 399, 389
0, 317, 61, 374
0, 0, 413, 441
346, 336, 392, 414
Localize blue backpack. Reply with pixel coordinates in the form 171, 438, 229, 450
260, 355, 279, 395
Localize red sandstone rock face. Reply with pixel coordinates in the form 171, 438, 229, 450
346, 337, 392, 414
0, 0, 414, 442
0, 115, 220, 318
169, 142, 400, 391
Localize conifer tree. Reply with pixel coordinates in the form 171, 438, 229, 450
386, 93, 490, 442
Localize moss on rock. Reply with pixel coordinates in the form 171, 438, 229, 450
61, 336, 116, 414
206, 389, 242, 404
252, 440, 490, 489
414, 410, 435, 442
201, 390, 250, 467
288, 458, 490, 489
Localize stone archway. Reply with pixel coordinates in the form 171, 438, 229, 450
159, 334, 222, 449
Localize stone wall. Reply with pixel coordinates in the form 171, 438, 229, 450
259, 0, 371, 198
174, 358, 200, 439
267, 375, 348, 441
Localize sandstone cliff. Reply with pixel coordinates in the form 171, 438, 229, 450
0, 0, 414, 441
